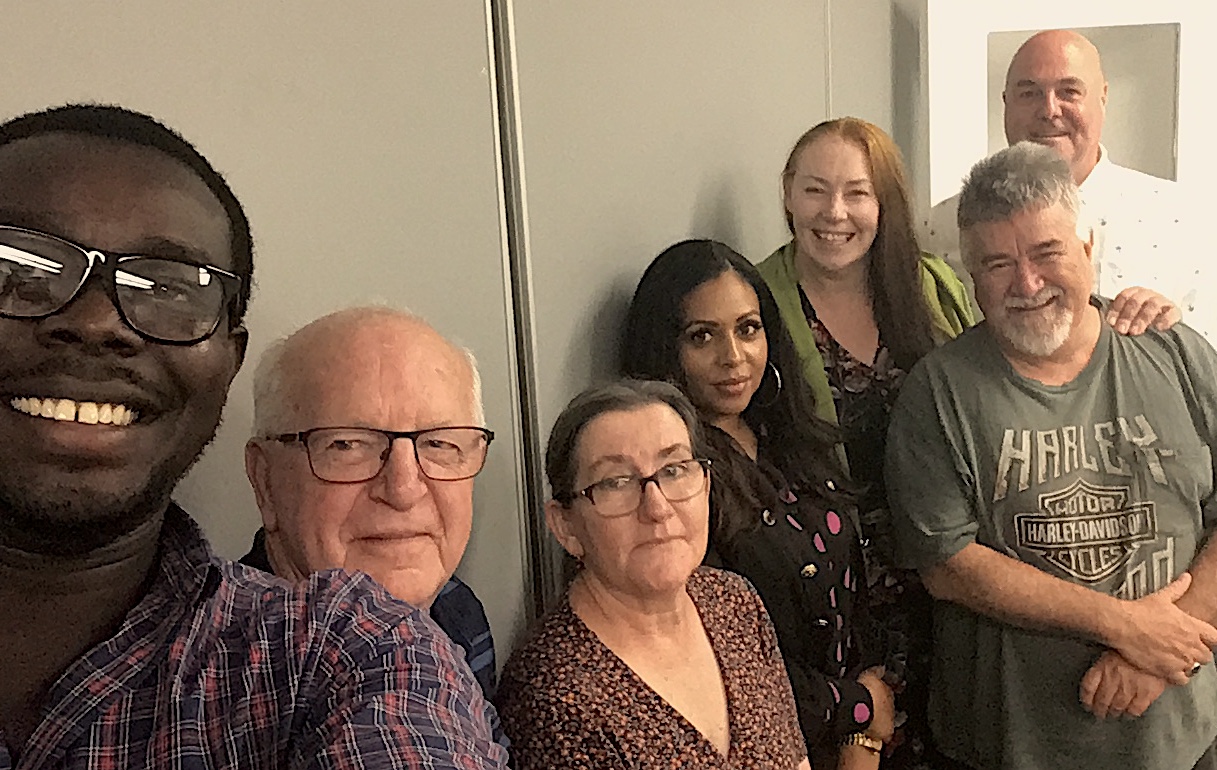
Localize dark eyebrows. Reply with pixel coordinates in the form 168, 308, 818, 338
0, 207, 65, 235
0, 207, 219, 266
131, 235, 219, 266
657, 443, 694, 459
584, 442, 693, 475
683, 309, 761, 331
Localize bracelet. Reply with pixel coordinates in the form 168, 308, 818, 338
840, 732, 883, 754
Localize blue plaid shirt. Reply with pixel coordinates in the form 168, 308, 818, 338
0, 505, 509, 770
241, 529, 507, 751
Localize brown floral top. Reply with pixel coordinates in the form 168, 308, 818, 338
496, 568, 807, 770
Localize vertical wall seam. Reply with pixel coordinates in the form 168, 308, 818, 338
824, 0, 834, 118
485, 0, 554, 621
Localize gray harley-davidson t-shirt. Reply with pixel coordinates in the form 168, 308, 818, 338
887, 310, 1217, 770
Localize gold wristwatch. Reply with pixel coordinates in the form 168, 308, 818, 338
841, 732, 883, 754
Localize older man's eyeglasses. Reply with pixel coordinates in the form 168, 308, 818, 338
0, 225, 242, 344
571, 458, 711, 517
268, 426, 495, 484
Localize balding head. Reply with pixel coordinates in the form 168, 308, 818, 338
1003, 29, 1107, 185
252, 306, 483, 436
245, 306, 487, 608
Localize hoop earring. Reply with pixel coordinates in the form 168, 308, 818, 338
768, 361, 782, 392
755, 361, 783, 408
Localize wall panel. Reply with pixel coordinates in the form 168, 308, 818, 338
509, 0, 832, 484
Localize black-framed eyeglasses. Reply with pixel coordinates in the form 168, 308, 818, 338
268, 426, 495, 484
0, 225, 243, 344
566, 458, 711, 518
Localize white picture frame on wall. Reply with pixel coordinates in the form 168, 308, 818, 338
925, 0, 1215, 206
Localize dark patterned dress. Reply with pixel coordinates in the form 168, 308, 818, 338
705, 427, 879, 768
800, 287, 943, 769
496, 568, 807, 770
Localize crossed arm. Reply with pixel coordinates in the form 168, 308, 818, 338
922, 537, 1217, 719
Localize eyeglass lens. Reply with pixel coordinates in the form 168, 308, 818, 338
0, 227, 229, 342
585, 459, 706, 516
303, 427, 490, 483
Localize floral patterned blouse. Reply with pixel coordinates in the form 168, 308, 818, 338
800, 287, 945, 769
496, 568, 807, 770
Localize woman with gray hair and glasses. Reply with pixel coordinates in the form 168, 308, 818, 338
496, 379, 811, 769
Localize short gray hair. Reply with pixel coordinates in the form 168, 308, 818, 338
957, 142, 1081, 265
251, 306, 484, 437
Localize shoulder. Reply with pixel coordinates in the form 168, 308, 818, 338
1101, 160, 1171, 189
756, 241, 796, 285
1087, 160, 1181, 213
431, 577, 492, 650
688, 566, 762, 614
497, 598, 607, 748
206, 561, 474, 693
911, 324, 991, 377
499, 596, 591, 697
1112, 318, 1217, 373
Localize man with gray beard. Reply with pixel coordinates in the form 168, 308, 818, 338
886, 141, 1217, 770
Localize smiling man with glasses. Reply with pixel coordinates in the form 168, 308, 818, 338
242, 306, 506, 748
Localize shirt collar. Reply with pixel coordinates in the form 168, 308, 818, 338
1080, 144, 1112, 191
155, 503, 221, 605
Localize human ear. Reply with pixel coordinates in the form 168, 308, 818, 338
545, 499, 585, 559
245, 439, 280, 531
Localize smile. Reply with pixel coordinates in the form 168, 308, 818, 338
1007, 294, 1059, 313
813, 230, 854, 244
10, 396, 139, 426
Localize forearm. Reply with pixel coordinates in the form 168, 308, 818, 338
1175, 530, 1217, 625
922, 542, 1126, 646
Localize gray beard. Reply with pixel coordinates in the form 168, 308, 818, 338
997, 306, 1074, 359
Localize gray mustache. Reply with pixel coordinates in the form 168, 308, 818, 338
1006, 286, 1063, 310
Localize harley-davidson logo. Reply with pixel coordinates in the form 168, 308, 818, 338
1014, 478, 1157, 582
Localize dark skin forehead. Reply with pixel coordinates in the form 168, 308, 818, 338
0, 132, 232, 271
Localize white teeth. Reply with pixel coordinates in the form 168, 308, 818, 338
814, 231, 852, 243
54, 399, 76, 421
77, 402, 99, 425
9, 396, 138, 426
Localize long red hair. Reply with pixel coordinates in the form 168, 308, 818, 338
781, 117, 936, 369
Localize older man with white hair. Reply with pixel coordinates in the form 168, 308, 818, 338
887, 142, 1217, 770
240, 306, 504, 746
